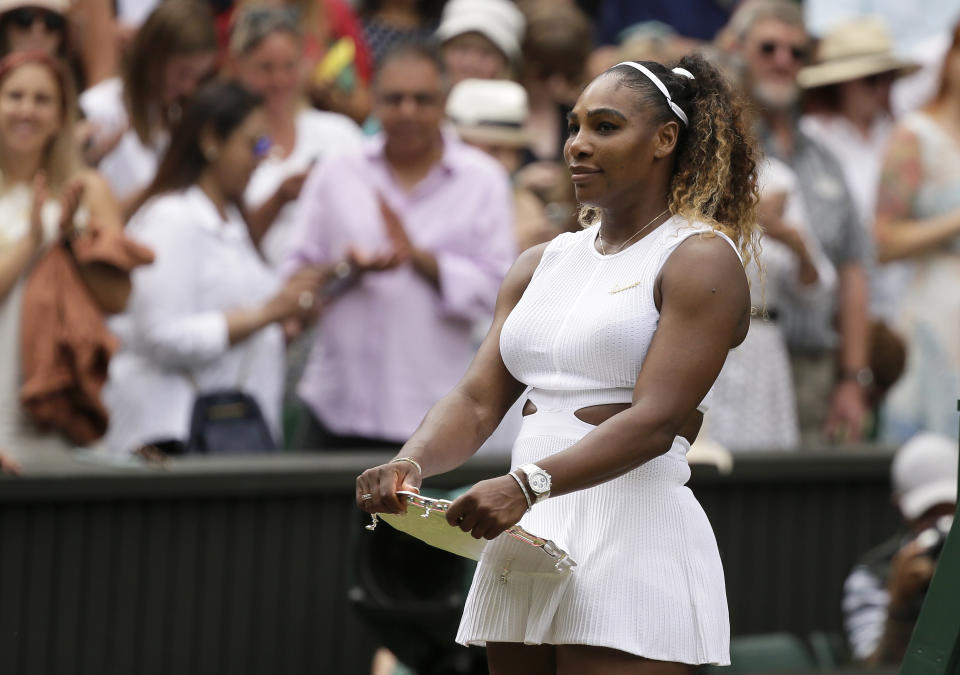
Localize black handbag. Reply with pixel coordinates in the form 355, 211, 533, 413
182, 345, 277, 455
185, 388, 277, 455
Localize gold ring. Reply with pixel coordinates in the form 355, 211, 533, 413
361, 493, 373, 501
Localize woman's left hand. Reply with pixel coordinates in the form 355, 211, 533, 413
445, 475, 529, 540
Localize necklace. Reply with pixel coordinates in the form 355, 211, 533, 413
597, 208, 670, 255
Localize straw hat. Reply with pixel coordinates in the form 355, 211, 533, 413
446, 78, 530, 147
798, 17, 920, 89
435, 0, 526, 62
0, 0, 70, 14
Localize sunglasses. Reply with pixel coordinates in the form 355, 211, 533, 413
378, 91, 442, 108
253, 135, 272, 159
8, 7, 65, 32
758, 41, 807, 62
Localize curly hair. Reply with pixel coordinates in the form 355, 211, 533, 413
582, 53, 762, 269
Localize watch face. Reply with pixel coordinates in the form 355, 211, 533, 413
529, 472, 549, 492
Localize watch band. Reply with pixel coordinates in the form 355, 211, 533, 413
840, 367, 874, 388
509, 471, 533, 511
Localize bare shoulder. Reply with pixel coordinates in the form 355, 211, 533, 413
499, 242, 548, 307
658, 233, 750, 343
662, 233, 747, 284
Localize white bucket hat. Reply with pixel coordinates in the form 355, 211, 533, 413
798, 16, 920, 89
435, 0, 526, 62
892, 432, 958, 520
446, 78, 530, 147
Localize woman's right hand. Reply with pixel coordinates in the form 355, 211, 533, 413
356, 460, 422, 515
0, 450, 21, 475
266, 266, 327, 322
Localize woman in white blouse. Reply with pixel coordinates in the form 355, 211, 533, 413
229, 5, 365, 268
104, 80, 325, 457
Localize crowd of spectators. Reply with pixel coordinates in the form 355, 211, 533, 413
0, 0, 957, 665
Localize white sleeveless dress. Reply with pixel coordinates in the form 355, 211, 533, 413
456, 217, 734, 665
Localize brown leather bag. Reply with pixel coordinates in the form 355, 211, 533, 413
19, 225, 153, 444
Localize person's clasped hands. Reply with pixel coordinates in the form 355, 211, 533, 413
29, 171, 86, 248
757, 190, 818, 286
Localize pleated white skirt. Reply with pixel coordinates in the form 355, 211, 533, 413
456, 408, 731, 666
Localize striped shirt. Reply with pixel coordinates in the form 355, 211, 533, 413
842, 534, 917, 661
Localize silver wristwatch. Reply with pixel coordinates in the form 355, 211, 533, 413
519, 463, 552, 503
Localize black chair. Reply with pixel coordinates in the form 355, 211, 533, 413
349, 488, 487, 675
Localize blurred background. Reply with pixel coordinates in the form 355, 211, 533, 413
0, 0, 958, 672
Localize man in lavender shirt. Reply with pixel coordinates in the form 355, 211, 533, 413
283, 43, 516, 449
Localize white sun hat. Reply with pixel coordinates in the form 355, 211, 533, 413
892, 432, 958, 520
446, 78, 531, 147
435, 0, 526, 62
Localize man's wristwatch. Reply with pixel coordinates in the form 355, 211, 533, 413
518, 463, 552, 503
840, 367, 874, 389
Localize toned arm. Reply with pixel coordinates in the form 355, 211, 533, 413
875, 126, 960, 262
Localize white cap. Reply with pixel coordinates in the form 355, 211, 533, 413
446, 78, 530, 146
892, 432, 958, 520
0, 0, 70, 13
435, 0, 526, 62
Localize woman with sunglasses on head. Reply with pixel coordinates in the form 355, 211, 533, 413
102, 79, 326, 458
229, 5, 363, 268
0, 0, 66, 58
357, 52, 760, 672
0, 51, 129, 469
78, 0, 218, 209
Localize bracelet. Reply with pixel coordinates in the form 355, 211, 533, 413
509, 471, 533, 511
390, 457, 422, 474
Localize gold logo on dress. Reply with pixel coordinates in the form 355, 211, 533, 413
609, 280, 642, 294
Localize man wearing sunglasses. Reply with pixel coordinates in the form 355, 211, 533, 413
0, 0, 67, 58
728, 0, 873, 446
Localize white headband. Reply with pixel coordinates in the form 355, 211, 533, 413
615, 61, 694, 126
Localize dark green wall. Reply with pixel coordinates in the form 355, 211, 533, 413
0, 449, 899, 675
